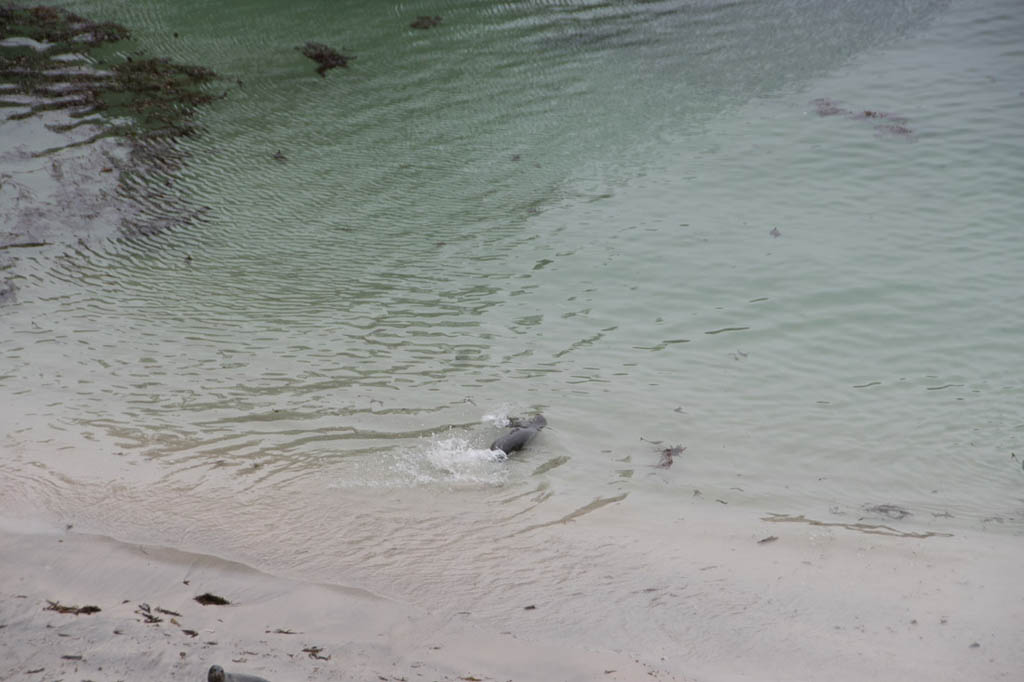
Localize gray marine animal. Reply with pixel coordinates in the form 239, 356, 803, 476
490, 414, 547, 454
208, 665, 271, 682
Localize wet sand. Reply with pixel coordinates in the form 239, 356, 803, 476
2, 500, 1022, 682
0, 521, 661, 682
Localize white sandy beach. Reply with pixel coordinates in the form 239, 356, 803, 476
0, 520, 662, 682
2, 494, 1021, 682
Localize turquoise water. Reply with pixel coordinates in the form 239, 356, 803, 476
2, 0, 1023, 673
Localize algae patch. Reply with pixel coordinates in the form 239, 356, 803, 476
1, 4, 220, 143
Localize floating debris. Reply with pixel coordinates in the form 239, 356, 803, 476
410, 15, 442, 30
299, 42, 354, 77
757, 535, 779, 544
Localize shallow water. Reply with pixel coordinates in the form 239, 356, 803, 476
2, 0, 1024, 676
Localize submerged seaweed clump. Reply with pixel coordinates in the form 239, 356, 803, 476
410, 15, 442, 30
108, 57, 218, 137
1, 5, 220, 141
299, 41, 354, 77
0, 4, 223, 252
811, 97, 915, 138
0, 4, 130, 46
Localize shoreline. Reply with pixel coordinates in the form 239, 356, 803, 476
0, 521, 663, 682
3, 491, 1023, 681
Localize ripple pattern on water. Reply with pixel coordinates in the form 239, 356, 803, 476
2, 0, 1022, 533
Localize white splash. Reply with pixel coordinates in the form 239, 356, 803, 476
408, 433, 509, 486
329, 429, 509, 489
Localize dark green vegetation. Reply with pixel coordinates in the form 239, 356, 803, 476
1, 4, 219, 142
0, 4, 128, 45
0, 4, 224, 264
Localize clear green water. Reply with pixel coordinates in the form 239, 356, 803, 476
2, 0, 1023, 671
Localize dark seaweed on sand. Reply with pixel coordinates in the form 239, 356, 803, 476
45, 599, 101, 615
194, 592, 230, 606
